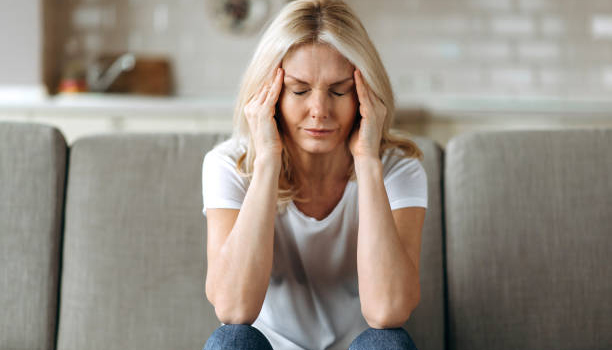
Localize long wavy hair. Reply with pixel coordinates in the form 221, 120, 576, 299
232, 0, 423, 209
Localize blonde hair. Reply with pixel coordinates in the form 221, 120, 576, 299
233, 0, 423, 208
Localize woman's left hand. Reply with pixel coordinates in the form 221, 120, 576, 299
349, 68, 387, 160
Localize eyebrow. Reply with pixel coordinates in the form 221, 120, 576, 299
285, 75, 354, 86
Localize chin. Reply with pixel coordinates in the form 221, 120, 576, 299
297, 138, 344, 154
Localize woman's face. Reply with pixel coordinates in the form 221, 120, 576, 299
278, 43, 358, 156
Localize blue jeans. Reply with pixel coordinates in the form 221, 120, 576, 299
203, 324, 418, 350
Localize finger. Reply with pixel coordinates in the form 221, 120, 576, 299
252, 83, 267, 102
368, 90, 382, 112
354, 69, 371, 105
265, 68, 284, 105
248, 84, 264, 105
365, 79, 380, 105
361, 75, 384, 117
264, 64, 281, 88
257, 84, 270, 103
359, 69, 375, 103
355, 70, 373, 120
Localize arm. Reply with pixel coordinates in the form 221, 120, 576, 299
349, 68, 426, 328
205, 66, 285, 325
205, 157, 280, 325
354, 157, 425, 329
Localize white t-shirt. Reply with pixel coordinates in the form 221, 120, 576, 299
202, 138, 428, 350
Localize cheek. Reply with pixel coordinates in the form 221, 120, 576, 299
278, 93, 302, 132
278, 90, 290, 112
338, 97, 359, 127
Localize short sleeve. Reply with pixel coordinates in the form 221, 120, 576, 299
201, 148, 248, 216
383, 153, 428, 210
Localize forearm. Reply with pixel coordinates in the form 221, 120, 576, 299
209, 159, 279, 323
354, 157, 420, 327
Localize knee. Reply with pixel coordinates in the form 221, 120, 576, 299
203, 324, 273, 350
349, 327, 418, 350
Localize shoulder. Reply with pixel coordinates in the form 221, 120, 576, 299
381, 147, 426, 181
203, 137, 248, 169
201, 138, 249, 214
380, 147, 428, 209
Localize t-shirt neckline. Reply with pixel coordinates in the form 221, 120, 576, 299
288, 181, 354, 224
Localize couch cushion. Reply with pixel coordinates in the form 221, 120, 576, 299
404, 136, 446, 350
0, 122, 67, 350
56, 133, 228, 350
444, 129, 612, 350
56, 132, 446, 349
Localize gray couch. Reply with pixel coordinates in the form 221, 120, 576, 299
1, 121, 611, 350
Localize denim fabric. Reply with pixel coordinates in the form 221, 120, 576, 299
203, 325, 273, 350
348, 328, 418, 350
203, 325, 418, 350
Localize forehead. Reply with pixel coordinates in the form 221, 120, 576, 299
282, 44, 354, 82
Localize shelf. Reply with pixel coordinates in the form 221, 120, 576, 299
3, 91, 612, 121
0, 93, 236, 117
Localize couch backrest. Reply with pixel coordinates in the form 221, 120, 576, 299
55, 133, 228, 350
7, 123, 611, 350
405, 137, 446, 350
55, 132, 446, 350
0, 122, 67, 350
444, 129, 612, 350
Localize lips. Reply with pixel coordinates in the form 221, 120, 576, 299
304, 128, 334, 137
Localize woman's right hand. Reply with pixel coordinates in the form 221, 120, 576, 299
244, 66, 284, 167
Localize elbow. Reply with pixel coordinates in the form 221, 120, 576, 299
205, 276, 215, 306
363, 291, 421, 329
206, 281, 262, 325
210, 291, 262, 325
214, 304, 260, 325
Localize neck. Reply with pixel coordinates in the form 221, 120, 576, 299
286, 142, 352, 189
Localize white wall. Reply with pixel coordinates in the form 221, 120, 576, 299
0, 0, 41, 86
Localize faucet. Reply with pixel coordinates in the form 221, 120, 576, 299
87, 53, 136, 92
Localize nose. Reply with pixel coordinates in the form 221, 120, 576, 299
308, 89, 331, 119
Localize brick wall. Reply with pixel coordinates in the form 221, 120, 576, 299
54, 0, 612, 100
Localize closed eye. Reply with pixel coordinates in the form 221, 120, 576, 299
293, 90, 345, 96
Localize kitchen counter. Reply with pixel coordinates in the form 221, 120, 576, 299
0, 93, 237, 143
3, 92, 612, 120
0, 93, 236, 117
2, 91, 612, 145
400, 95, 612, 120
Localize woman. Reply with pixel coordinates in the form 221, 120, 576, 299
202, 0, 427, 349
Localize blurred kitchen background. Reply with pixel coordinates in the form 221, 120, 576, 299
2, 0, 612, 145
